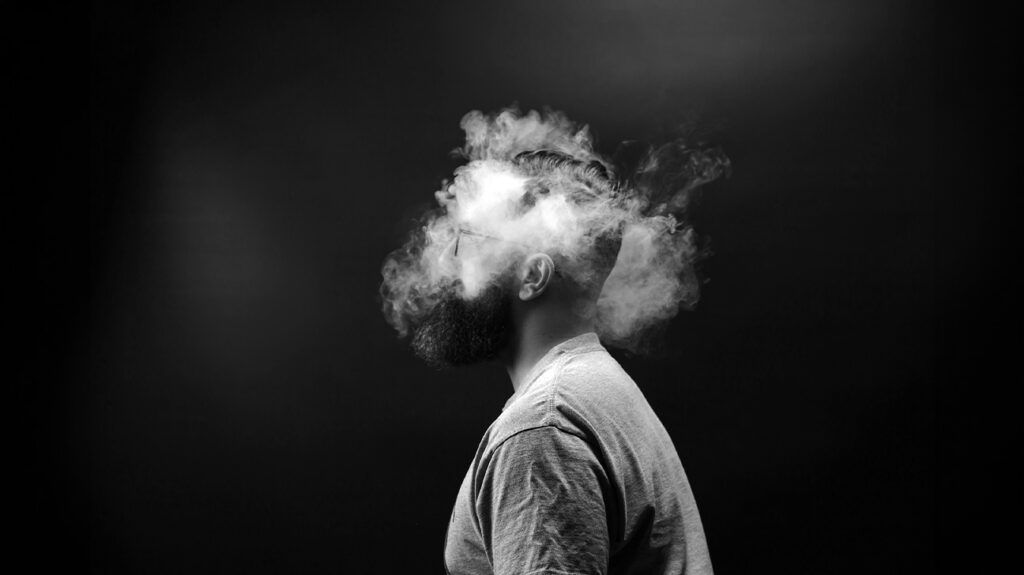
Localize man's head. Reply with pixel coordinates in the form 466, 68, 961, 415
406, 156, 625, 369
380, 106, 725, 360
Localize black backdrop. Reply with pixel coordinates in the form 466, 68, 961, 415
17, 1, 1016, 573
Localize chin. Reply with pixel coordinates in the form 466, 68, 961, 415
410, 283, 512, 369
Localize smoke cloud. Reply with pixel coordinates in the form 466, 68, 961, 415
379, 106, 729, 354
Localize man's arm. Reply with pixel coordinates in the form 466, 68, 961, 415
474, 425, 610, 575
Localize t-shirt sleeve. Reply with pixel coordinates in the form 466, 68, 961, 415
474, 425, 610, 575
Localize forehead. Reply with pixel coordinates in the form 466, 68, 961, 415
447, 163, 529, 222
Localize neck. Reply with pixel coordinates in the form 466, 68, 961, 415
502, 313, 595, 393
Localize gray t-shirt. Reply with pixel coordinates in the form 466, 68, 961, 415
444, 332, 713, 575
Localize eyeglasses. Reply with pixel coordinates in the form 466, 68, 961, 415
452, 228, 531, 257
449, 227, 564, 278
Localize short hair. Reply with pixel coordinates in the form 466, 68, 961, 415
511, 150, 625, 295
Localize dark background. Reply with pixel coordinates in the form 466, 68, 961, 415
16, 1, 1016, 573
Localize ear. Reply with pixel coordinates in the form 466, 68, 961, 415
518, 253, 555, 301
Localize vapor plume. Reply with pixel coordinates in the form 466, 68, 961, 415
379, 106, 729, 354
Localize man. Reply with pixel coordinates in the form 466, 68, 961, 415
380, 108, 720, 575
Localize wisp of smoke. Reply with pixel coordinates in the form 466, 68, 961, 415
379, 106, 729, 354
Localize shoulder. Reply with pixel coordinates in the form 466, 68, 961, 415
558, 348, 632, 391
554, 349, 641, 420
486, 349, 632, 451
478, 425, 605, 489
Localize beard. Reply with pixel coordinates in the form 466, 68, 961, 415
410, 282, 513, 369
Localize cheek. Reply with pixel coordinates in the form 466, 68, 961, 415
457, 264, 489, 299
449, 250, 521, 301
455, 254, 505, 299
